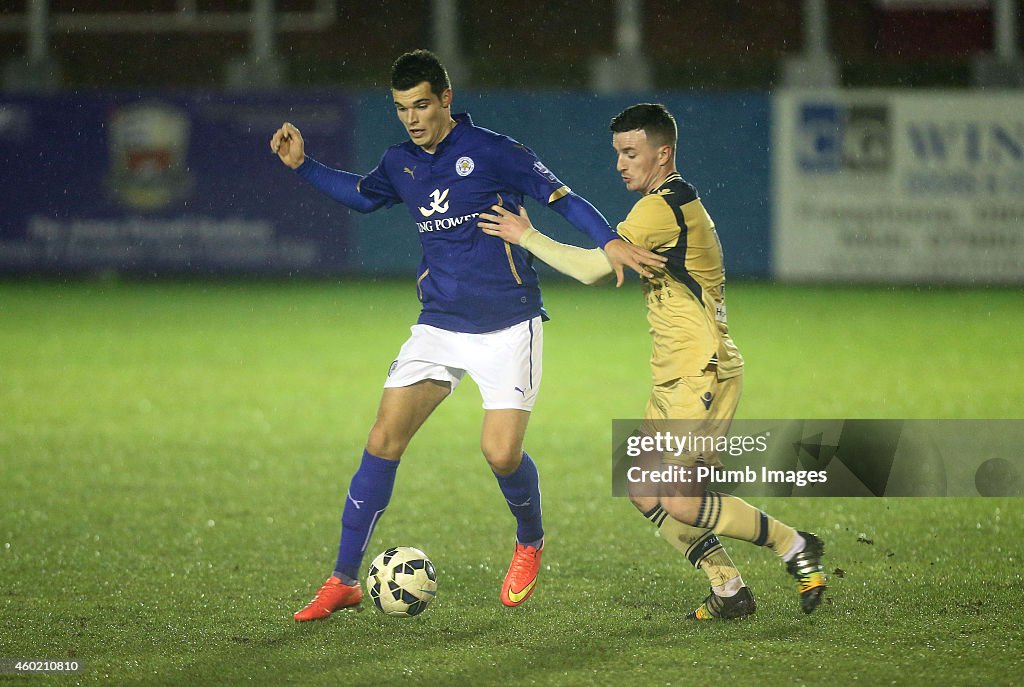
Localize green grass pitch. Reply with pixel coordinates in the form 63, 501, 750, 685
1, 280, 1021, 686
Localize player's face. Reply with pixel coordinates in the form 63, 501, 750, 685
392, 82, 454, 154
613, 129, 669, 194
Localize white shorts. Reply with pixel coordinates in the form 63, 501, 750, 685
383, 317, 543, 411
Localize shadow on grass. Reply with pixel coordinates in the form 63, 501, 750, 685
161, 594, 832, 687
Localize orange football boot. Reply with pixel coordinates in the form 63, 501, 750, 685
293, 576, 362, 621
501, 542, 544, 607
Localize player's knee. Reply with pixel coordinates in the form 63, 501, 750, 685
366, 423, 409, 460
481, 441, 522, 476
626, 470, 658, 511
659, 495, 703, 526
658, 479, 705, 524
628, 493, 659, 514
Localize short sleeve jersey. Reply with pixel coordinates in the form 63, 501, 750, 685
357, 113, 580, 334
616, 172, 744, 383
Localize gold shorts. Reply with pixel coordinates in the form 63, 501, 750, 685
641, 371, 743, 468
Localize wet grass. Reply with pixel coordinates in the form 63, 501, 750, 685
1, 280, 1021, 685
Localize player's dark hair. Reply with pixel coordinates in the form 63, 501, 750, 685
391, 49, 451, 97
610, 103, 677, 149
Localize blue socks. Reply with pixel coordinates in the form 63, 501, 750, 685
333, 450, 399, 582
494, 452, 544, 546
332, 449, 543, 582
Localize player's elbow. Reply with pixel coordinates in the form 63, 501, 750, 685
351, 197, 386, 214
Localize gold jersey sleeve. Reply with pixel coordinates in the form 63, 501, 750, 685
616, 173, 743, 383
616, 193, 680, 251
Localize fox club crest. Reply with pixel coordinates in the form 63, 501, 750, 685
456, 156, 475, 177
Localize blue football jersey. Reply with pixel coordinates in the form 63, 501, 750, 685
356, 113, 585, 333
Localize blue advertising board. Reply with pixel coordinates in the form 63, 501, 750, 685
0, 92, 357, 275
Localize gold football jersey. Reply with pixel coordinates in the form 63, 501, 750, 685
616, 173, 743, 383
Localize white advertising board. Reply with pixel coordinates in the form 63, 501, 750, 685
773, 90, 1024, 284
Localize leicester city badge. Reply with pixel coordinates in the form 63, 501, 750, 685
455, 156, 475, 177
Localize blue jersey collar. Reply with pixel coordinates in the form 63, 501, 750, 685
432, 112, 472, 155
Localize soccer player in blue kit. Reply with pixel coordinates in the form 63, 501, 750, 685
271, 49, 664, 620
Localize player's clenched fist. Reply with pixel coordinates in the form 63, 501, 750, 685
270, 122, 305, 169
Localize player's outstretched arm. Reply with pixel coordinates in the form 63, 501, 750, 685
479, 206, 614, 286
270, 122, 387, 214
548, 193, 665, 286
270, 122, 306, 169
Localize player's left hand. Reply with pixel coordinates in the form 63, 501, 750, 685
479, 205, 531, 244
602, 239, 666, 287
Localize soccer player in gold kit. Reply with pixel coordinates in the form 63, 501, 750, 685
479, 103, 826, 619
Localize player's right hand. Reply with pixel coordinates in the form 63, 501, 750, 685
602, 239, 665, 287
270, 122, 305, 169
478, 205, 532, 244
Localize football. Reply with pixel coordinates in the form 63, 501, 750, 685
366, 546, 438, 617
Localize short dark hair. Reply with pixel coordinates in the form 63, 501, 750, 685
391, 49, 451, 97
609, 103, 677, 149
